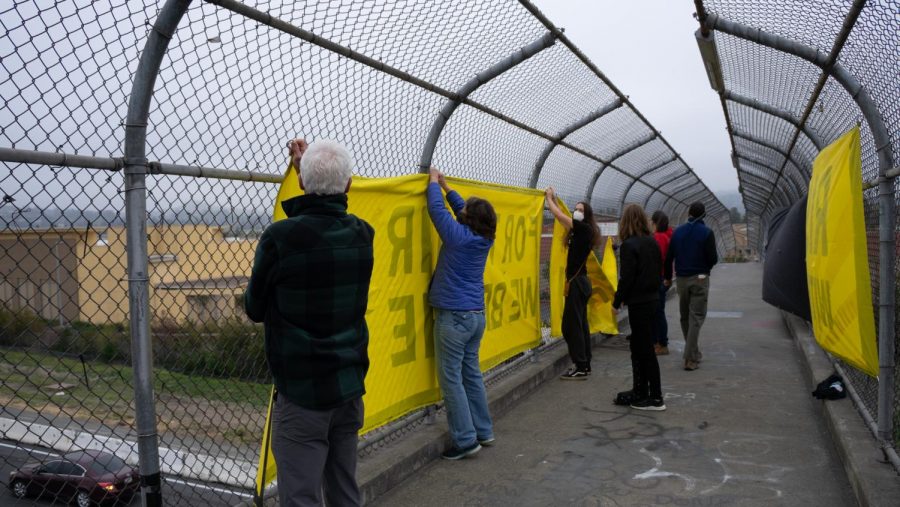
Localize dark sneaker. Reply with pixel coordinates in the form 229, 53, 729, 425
630, 398, 666, 411
560, 368, 589, 380
478, 437, 495, 447
442, 442, 482, 460
585, 365, 592, 376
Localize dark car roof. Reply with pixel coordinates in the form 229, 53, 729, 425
59, 450, 133, 475
63, 449, 111, 464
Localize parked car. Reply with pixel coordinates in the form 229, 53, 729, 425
8, 449, 139, 506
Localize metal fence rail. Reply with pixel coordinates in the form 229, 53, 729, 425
2, 1, 737, 505
693, 0, 899, 465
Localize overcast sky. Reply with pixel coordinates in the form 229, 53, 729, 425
533, 0, 740, 195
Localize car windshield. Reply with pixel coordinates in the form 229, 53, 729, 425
86, 454, 128, 475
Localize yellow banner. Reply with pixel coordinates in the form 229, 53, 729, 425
257, 164, 546, 495
805, 126, 878, 377
255, 387, 276, 499
548, 204, 619, 337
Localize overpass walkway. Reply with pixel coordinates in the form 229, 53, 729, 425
369, 263, 864, 506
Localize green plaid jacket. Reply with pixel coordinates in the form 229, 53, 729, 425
245, 193, 375, 409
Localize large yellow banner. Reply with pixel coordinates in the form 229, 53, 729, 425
548, 204, 619, 337
257, 165, 544, 496
805, 126, 878, 377
275, 165, 543, 427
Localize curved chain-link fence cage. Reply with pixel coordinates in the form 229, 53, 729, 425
2, 1, 736, 504
694, 0, 899, 461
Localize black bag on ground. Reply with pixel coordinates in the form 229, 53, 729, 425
812, 373, 846, 400
614, 390, 636, 406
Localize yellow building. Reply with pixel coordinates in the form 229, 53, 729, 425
0, 225, 258, 325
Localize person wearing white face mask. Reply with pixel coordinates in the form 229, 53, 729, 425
545, 187, 603, 379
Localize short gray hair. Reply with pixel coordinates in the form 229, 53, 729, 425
300, 139, 354, 195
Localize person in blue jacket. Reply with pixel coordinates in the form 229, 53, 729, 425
664, 202, 718, 371
426, 167, 497, 460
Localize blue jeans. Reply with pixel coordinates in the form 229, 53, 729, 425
434, 309, 493, 448
654, 282, 669, 347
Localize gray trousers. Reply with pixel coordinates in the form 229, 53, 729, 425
272, 394, 364, 507
676, 275, 709, 363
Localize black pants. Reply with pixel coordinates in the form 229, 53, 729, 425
562, 274, 592, 369
628, 300, 662, 399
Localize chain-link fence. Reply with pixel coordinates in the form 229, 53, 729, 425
694, 0, 899, 466
2, 1, 738, 505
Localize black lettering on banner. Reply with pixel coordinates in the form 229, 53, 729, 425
514, 215, 526, 261
505, 277, 537, 323
489, 282, 506, 330
387, 206, 414, 275
520, 276, 536, 319
810, 167, 832, 256
528, 214, 539, 245
389, 295, 416, 366
809, 277, 833, 329
509, 279, 522, 323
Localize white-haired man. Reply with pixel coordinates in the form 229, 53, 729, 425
245, 138, 374, 506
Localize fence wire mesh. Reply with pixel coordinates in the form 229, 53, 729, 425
2, 1, 738, 505
699, 0, 900, 453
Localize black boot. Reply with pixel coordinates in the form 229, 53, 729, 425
614, 359, 645, 405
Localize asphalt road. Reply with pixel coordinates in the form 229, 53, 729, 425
0, 440, 252, 506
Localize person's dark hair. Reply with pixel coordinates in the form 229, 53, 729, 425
651, 210, 669, 233
619, 203, 651, 241
460, 197, 496, 240
568, 201, 603, 248
689, 202, 705, 219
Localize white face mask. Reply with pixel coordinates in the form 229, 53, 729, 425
572, 210, 585, 222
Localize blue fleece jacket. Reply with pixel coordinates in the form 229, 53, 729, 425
426, 182, 493, 311
664, 218, 718, 279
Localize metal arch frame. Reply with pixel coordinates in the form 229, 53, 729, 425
527, 98, 623, 187
733, 153, 802, 201
732, 129, 811, 180
660, 185, 708, 219
419, 31, 558, 172
644, 169, 691, 210
643, 168, 693, 209
520, 0, 732, 217
732, 143, 810, 203
583, 131, 658, 201
739, 171, 791, 210
618, 154, 678, 208
123, 1, 192, 504
724, 91, 825, 151
703, 7, 896, 442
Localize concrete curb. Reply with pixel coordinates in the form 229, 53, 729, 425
358, 315, 628, 505
782, 311, 900, 507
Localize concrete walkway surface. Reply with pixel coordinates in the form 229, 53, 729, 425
368, 263, 894, 506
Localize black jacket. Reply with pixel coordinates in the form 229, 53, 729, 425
613, 235, 662, 309
244, 194, 375, 409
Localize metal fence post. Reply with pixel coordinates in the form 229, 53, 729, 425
124, 1, 192, 505
877, 175, 897, 443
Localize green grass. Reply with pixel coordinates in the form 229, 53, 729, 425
0, 348, 270, 445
